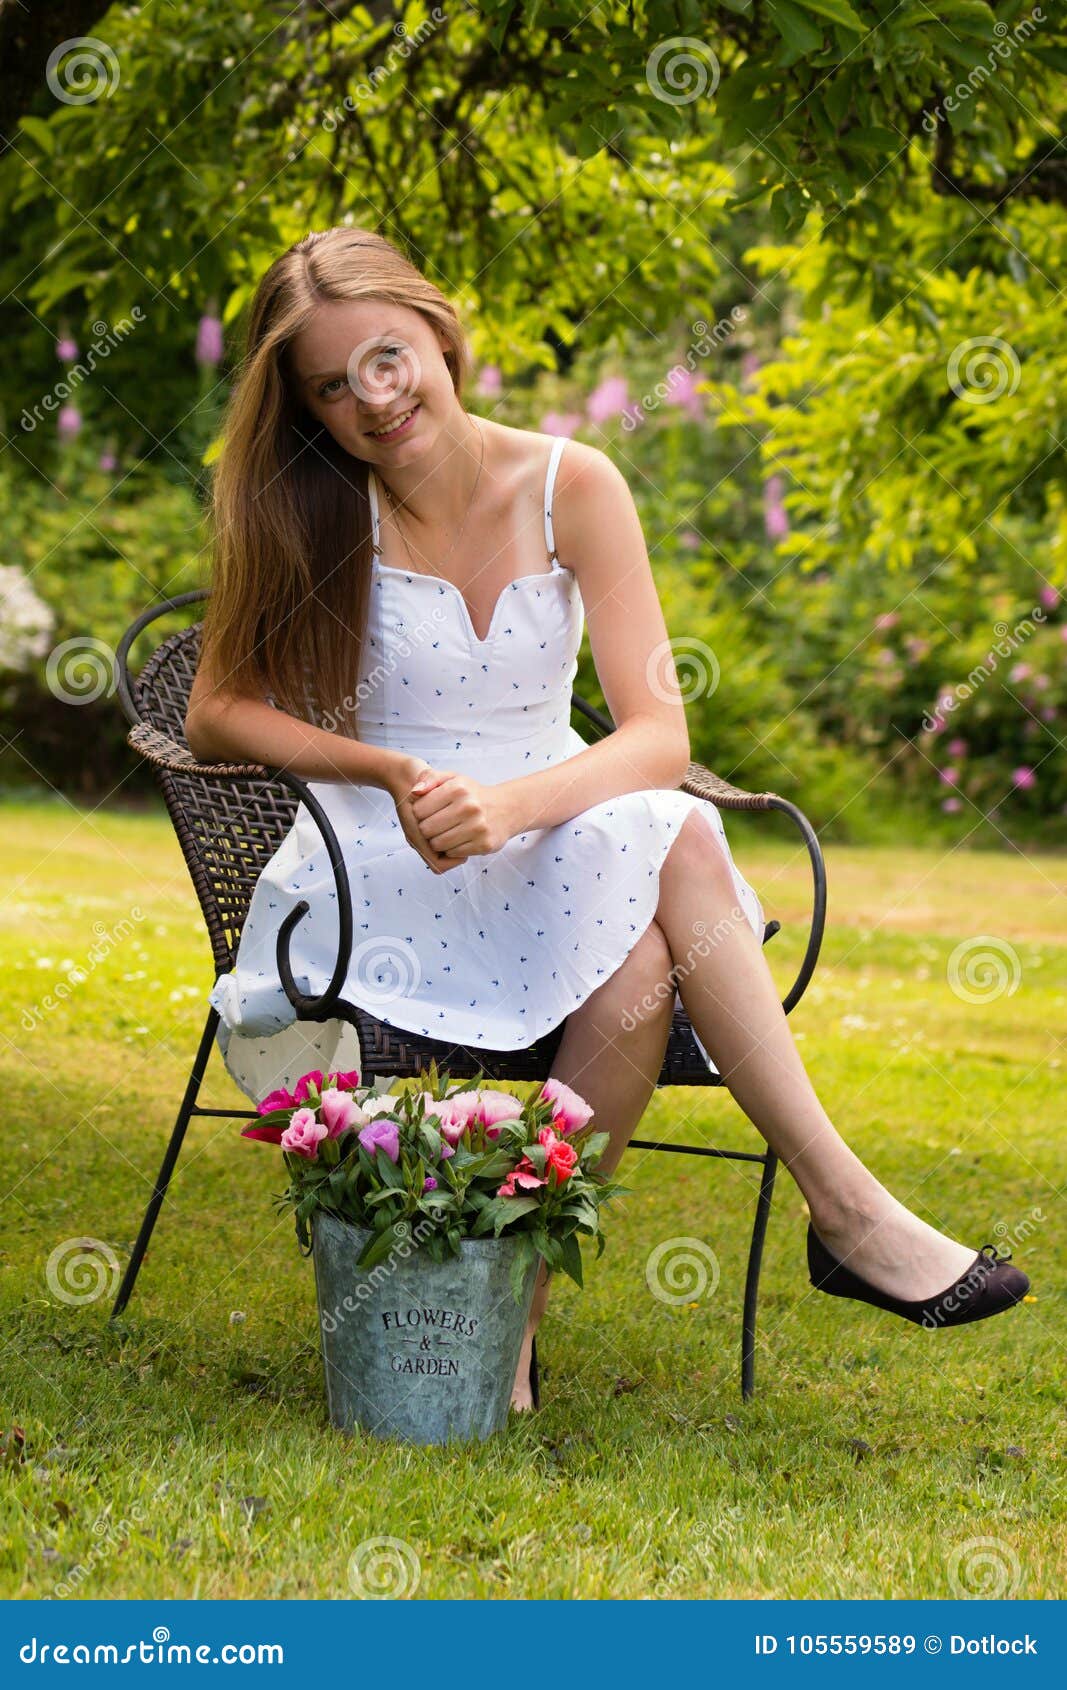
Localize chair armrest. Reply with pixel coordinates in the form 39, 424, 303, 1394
127, 721, 270, 780
680, 758, 827, 1015
126, 720, 354, 1022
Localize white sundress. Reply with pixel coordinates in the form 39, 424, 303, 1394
209, 436, 766, 1105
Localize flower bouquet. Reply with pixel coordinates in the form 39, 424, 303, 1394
242, 1059, 625, 1443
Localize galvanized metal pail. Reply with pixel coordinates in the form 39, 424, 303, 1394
311, 1210, 539, 1445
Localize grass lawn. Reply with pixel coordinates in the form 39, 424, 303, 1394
1, 794, 1063, 1599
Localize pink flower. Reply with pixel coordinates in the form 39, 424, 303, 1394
538, 1125, 578, 1186
329, 1068, 361, 1089
57, 405, 81, 439
540, 410, 582, 438
292, 1070, 325, 1105
497, 1157, 546, 1198
56, 337, 78, 361
1010, 662, 1031, 682
257, 1085, 296, 1116
874, 612, 899, 631
241, 1121, 285, 1145
679, 530, 702, 550
98, 451, 117, 472
1041, 706, 1057, 722
320, 1087, 365, 1139
1039, 584, 1060, 609
280, 1107, 327, 1159
947, 737, 968, 757
196, 313, 224, 367
942, 797, 962, 813
938, 767, 959, 785
539, 1077, 593, 1136
763, 475, 789, 541
1011, 766, 1037, 790
423, 1175, 438, 1192
664, 365, 704, 419
586, 377, 629, 425
472, 1089, 524, 1140
422, 1090, 481, 1144
358, 1118, 400, 1163
476, 364, 501, 396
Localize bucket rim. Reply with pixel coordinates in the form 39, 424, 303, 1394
311, 1207, 532, 1259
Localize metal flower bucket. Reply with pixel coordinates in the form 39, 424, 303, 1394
311, 1210, 539, 1445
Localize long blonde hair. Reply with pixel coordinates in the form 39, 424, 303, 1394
201, 226, 472, 733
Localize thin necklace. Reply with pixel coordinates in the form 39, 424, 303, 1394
379, 417, 486, 580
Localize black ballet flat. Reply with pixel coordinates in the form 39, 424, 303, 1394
529, 1335, 542, 1410
807, 1221, 1030, 1329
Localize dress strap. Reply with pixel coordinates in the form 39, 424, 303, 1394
366, 469, 382, 556
543, 436, 567, 564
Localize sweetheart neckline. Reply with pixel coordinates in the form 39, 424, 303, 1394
372, 554, 575, 648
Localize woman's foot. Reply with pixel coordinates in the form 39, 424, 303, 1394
510, 1322, 538, 1412
807, 1221, 1029, 1327
809, 1193, 984, 1303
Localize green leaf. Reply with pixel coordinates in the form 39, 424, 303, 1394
766, 0, 825, 58
558, 1231, 584, 1288
19, 116, 56, 155
792, 0, 865, 31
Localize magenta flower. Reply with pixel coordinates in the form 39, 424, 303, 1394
1039, 584, 1060, 609
586, 377, 629, 425
257, 1085, 296, 1116
56, 337, 78, 361
1011, 766, 1037, 790
358, 1117, 400, 1163
476, 364, 501, 397
98, 451, 117, 472
423, 1175, 438, 1193
280, 1107, 327, 1159
541, 410, 582, 438
1041, 705, 1057, 722
1009, 662, 1031, 682
947, 737, 968, 758
938, 766, 959, 785
57, 405, 81, 439
763, 474, 789, 541
665, 366, 704, 419
942, 796, 962, 813
874, 612, 899, 632
292, 1070, 325, 1105
196, 313, 224, 367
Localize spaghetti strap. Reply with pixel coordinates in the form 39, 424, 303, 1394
543, 436, 567, 563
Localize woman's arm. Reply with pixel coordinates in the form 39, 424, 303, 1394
185, 654, 425, 797
495, 443, 692, 834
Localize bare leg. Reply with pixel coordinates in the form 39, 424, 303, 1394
650, 811, 977, 1299
510, 918, 676, 1409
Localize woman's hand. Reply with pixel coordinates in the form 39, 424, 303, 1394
407, 768, 521, 866
385, 756, 463, 875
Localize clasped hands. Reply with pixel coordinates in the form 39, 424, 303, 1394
393, 763, 520, 874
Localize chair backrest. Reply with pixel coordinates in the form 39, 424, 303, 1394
130, 616, 299, 976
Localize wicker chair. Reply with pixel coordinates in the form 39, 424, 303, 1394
109, 589, 827, 1400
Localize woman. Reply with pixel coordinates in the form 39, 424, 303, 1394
188, 226, 1029, 1414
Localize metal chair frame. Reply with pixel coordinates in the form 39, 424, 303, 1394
108, 589, 827, 1400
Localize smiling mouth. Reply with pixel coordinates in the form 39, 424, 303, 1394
367, 404, 420, 439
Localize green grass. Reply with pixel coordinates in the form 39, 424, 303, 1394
1, 794, 1063, 1599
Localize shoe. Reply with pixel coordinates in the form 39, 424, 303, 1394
529, 1335, 541, 1410
807, 1221, 1030, 1329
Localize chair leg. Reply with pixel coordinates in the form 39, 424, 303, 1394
740, 1150, 778, 1402
110, 1005, 219, 1321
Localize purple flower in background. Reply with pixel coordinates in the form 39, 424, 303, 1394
1011, 766, 1037, 790
1039, 584, 1060, 609
56, 337, 78, 361
358, 1117, 400, 1163
422, 1175, 438, 1193
740, 351, 761, 389
1041, 705, 1057, 722
196, 313, 224, 367
586, 377, 629, 425
57, 405, 81, 439
763, 474, 789, 540
541, 410, 582, 437
665, 365, 704, 420
942, 796, 962, 813
938, 766, 960, 785
1009, 661, 1031, 682
98, 451, 117, 472
476, 364, 501, 397
679, 529, 702, 550
947, 737, 968, 757
874, 612, 899, 631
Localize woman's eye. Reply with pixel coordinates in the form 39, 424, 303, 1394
318, 377, 345, 398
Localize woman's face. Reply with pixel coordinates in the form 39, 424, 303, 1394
289, 299, 456, 464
